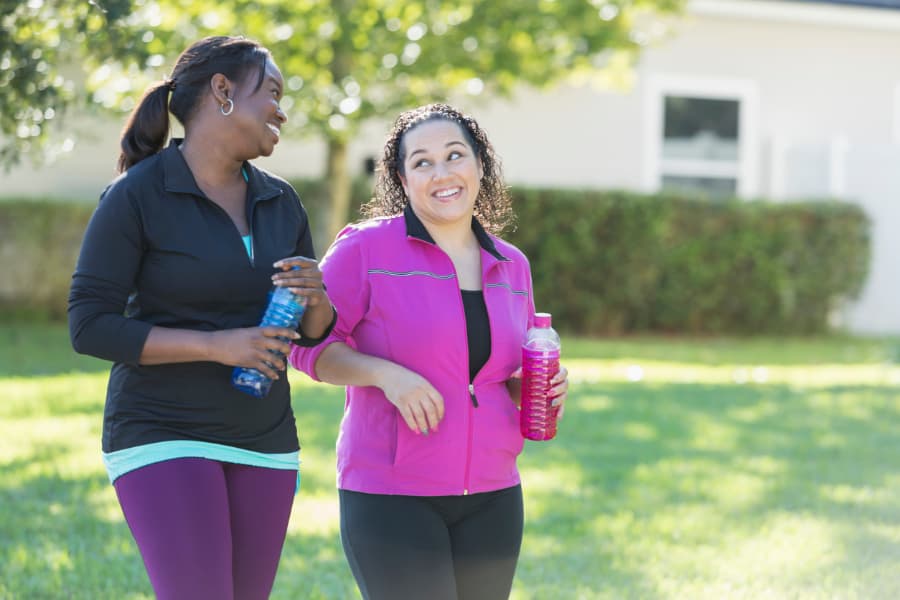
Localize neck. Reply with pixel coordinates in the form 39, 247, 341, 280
425, 220, 479, 255
179, 131, 245, 188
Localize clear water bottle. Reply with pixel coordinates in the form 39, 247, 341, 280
232, 284, 306, 398
520, 312, 561, 441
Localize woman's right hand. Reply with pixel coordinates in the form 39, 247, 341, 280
378, 364, 445, 435
208, 327, 300, 380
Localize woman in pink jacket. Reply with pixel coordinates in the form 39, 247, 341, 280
288, 103, 568, 600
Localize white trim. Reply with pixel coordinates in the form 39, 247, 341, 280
768, 134, 788, 200
828, 135, 849, 197
893, 83, 900, 145
690, 0, 900, 32
642, 74, 760, 197
657, 159, 739, 178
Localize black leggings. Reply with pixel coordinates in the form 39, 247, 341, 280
339, 485, 524, 600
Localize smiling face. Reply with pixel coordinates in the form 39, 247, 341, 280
230, 58, 287, 158
398, 118, 484, 231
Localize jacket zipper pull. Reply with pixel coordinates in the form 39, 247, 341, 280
469, 383, 479, 407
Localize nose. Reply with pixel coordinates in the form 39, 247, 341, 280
276, 105, 287, 124
431, 161, 450, 180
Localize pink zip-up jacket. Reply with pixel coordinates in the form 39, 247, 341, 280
290, 207, 536, 496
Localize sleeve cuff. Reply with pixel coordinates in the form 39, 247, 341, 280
294, 305, 337, 347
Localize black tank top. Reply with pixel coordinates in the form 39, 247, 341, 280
461, 289, 491, 382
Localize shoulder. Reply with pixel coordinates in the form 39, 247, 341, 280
246, 163, 301, 203
334, 214, 404, 245
490, 235, 531, 268
248, 163, 294, 192
95, 154, 166, 220
100, 154, 163, 202
321, 215, 403, 266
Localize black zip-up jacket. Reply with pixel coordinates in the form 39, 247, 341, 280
68, 140, 330, 454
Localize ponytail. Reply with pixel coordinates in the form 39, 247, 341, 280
115, 36, 269, 173
116, 82, 172, 173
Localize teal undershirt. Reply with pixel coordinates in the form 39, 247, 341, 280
102, 185, 300, 489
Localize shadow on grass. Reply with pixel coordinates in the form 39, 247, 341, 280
0, 440, 151, 598
0, 436, 357, 599
516, 381, 900, 597
0, 324, 110, 378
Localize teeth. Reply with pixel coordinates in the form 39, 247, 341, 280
267, 124, 280, 135
435, 188, 459, 198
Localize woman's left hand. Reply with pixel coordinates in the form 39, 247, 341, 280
507, 364, 569, 420
272, 256, 329, 308
550, 365, 569, 420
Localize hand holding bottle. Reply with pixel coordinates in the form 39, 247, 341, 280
210, 326, 300, 380
519, 313, 568, 441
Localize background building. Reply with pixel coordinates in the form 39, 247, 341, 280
4, 0, 898, 333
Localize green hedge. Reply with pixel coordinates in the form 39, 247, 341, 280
507, 189, 870, 335
0, 187, 870, 335
0, 200, 95, 322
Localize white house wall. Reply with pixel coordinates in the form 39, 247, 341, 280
2, 1, 898, 332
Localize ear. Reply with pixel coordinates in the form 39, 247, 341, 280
210, 73, 232, 106
477, 157, 484, 181
398, 172, 409, 197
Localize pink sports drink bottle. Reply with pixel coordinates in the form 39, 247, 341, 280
520, 312, 561, 441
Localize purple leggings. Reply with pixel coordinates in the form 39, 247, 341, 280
113, 458, 296, 600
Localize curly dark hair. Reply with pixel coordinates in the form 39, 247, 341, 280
361, 103, 515, 235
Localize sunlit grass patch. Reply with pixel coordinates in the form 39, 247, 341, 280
3, 326, 900, 598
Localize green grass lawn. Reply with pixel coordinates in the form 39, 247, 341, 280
2, 324, 900, 599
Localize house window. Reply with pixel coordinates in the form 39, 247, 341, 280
643, 76, 758, 199
660, 95, 740, 198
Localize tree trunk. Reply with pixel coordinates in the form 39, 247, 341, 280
323, 137, 351, 251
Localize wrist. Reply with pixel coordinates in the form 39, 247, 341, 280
204, 331, 221, 363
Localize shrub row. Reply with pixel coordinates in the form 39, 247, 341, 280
507, 189, 870, 335
0, 187, 870, 334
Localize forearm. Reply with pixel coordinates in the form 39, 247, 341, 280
138, 326, 217, 365
312, 342, 398, 389
506, 377, 522, 406
298, 300, 335, 341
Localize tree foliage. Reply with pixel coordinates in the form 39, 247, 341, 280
3, 0, 682, 236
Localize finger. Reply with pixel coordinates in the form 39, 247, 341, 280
551, 366, 568, 385
551, 391, 566, 408
557, 404, 565, 420
398, 405, 420, 434
509, 367, 523, 380
256, 356, 281, 380
408, 404, 431, 435
272, 268, 322, 282
285, 286, 324, 300
273, 256, 317, 270
422, 396, 443, 432
550, 380, 568, 399
260, 327, 301, 341
430, 389, 445, 424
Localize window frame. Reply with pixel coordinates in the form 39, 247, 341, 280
643, 74, 760, 197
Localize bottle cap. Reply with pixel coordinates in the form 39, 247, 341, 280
534, 312, 552, 328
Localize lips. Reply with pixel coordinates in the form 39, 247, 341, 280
266, 123, 280, 141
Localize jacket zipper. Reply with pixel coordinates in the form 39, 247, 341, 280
463, 384, 475, 495
242, 167, 255, 267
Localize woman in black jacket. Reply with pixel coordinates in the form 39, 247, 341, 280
68, 36, 335, 599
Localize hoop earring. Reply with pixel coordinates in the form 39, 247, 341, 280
221, 98, 234, 116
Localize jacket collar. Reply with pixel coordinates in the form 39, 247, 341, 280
161, 139, 283, 204
403, 204, 509, 261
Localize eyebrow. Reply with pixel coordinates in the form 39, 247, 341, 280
408, 140, 467, 160
267, 75, 283, 94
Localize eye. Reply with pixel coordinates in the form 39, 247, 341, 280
413, 158, 431, 168
448, 150, 463, 160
